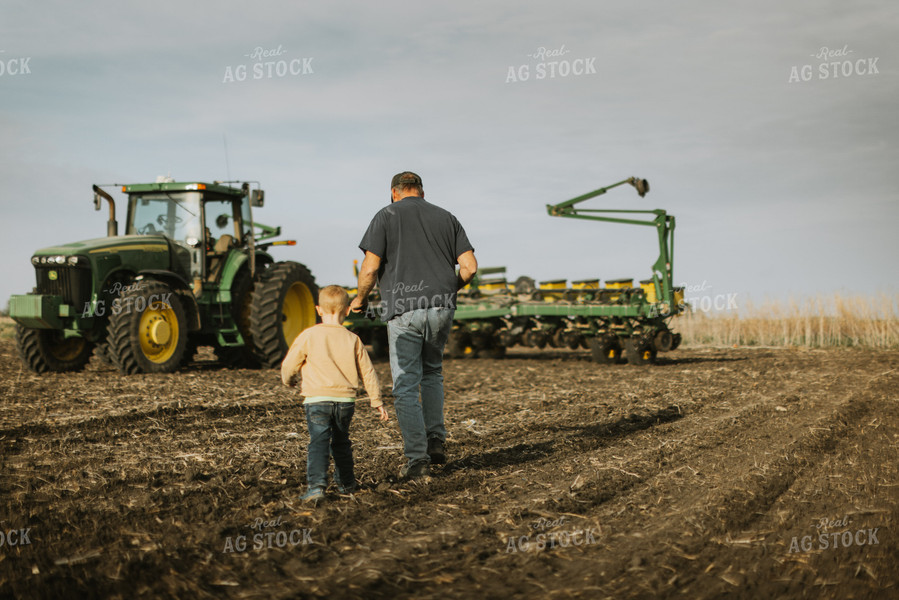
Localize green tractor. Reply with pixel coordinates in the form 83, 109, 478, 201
9, 180, 318, 374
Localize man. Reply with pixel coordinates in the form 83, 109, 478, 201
350, 171, 477, 480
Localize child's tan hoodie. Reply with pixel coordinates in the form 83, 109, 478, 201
280, 323, 382, 408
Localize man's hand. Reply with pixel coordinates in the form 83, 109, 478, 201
375, 405, 389, 421
457, 250, 478, 290
350, 295, 367, 314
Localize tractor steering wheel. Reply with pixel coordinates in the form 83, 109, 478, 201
156, 214, 183, 227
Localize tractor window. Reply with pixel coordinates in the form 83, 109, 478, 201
129, 193, 202, 242
204, 199, 241, 251
129, 192, 203, 279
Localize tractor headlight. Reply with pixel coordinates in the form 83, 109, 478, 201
67, 255, 88, 266
53, 255, 66, 264
31, 256, 40, 265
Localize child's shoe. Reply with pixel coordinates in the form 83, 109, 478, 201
300, 487, 325, 504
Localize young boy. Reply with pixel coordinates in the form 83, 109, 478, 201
281, 285, 388, 503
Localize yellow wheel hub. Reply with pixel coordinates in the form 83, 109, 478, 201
139, 300, 180, 364
281, 282, 315, 346
149, 320, 172, 345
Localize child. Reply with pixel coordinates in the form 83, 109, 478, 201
281, 285, 388, 503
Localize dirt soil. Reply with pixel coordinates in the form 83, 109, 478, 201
0, 339, 896, 599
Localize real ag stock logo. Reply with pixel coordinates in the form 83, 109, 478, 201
787, 514, 881, 554
0, 525, 33, 549
788, 45, 879, 83
0, 50, 32, 77
222, 515, 313, 554
222, 44, 314, 84
505, 44, 596, 84
504, 516, 600, 553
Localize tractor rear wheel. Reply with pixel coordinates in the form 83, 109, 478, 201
16, 324, 94, 373
589, 334, 621, 365
93, 339, 114, 366
249, 261, 318, 368
624, 337, 657, 366
107, 280, 189, 374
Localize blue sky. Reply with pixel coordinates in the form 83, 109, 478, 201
2, 0, 897, 312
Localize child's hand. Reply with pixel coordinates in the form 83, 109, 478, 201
375, 405, 389, 421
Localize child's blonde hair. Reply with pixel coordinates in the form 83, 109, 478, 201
317, 285, 350, 314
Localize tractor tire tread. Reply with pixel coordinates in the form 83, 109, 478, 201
248, 261, 317, 368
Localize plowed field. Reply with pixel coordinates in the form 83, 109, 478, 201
1, 338, 896, 599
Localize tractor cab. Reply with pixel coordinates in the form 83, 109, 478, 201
123, 182, 256, 283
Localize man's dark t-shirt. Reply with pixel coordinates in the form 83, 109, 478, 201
359, 196, 474, 321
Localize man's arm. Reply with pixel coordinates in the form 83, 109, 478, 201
350, 251, 381, 313
456, 250, 478, 290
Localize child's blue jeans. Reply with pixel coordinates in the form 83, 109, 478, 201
304, 401, 355, 492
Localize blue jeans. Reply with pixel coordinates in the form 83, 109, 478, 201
304, 402, 355, 492
387, 306, 455, 465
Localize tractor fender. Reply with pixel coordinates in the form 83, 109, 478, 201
99, 268, 136, 292
219, 251, 249, 291
220, 250, 276, 289
253, 250, 275, 274
136, 270, 201, 331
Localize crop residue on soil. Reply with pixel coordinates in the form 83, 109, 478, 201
0, 340, 896, 599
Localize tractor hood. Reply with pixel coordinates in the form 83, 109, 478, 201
30, 234, 174, 276
32, 235, 170, 258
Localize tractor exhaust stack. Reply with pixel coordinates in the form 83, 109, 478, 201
92, 185, 118, 237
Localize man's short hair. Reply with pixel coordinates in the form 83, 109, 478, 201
390, 171, 423, 195
317, 285, 350, 314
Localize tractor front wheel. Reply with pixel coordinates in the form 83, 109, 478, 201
249, 262, 318, 368
16, 324, 94, 373
107, 280, 189, 374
